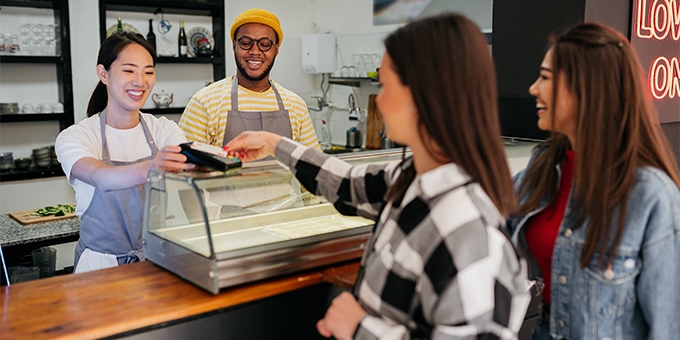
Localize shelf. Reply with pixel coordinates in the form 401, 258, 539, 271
156, 56, 224, 64
143, 107, 184, 115
0, 113, 68, 123
105, 0, 223, 15
100, 0, 226, 81
0, 165, 65, 182
0, 55, 63, 64
329, 77, 379, 88
0, 0, 74, 184
0, 0, 59, 9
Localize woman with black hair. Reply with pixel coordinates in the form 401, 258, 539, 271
55, 32, 193, 273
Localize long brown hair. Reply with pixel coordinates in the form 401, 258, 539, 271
86, 31, 157, 117
384, 13, 517, 216
516, 23, 680, 267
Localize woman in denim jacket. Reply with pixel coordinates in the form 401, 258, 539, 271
508, 23, 680, 339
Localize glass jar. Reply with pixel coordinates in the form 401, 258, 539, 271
9, 34, 20, 54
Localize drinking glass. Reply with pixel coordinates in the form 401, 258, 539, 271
32, 247, 56, 278
340, 66, 350, 78
46, 40, 56, 56
371, 54, 382, 71
18, 24, 32, 36
34, 38, 46, 55
43, 25, 55, 41
352, 54, 366, 77
22, 38, 34, 55
9, 34, 20, 54
31, 24, 44, 37
348, 66, 358, 78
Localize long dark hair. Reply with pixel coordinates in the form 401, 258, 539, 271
516, 23, 680, 267
384, 13, 517, 216
86, 31, 157, 117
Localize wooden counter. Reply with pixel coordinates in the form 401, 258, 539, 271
0, 260, 359, 339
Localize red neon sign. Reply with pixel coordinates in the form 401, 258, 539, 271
635, 0, 680, 100
636, 0, 680, 40
650, 56, 680, 99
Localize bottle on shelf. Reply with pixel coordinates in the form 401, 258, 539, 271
117, 17, 123, 32
147, 19, 156, 55
178, 20, 187, 57
319, 120, 332, 151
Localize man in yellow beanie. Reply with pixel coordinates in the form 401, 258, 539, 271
179, 8, 320, 151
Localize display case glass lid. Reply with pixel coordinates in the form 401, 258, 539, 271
144, 149, 408, 259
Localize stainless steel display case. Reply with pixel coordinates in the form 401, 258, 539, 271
143, 149, 406, 294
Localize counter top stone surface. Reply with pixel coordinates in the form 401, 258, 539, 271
0, 214, 79, 247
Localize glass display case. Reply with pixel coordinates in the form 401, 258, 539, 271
143, 149, 407, 294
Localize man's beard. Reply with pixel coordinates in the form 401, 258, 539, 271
235, 53, 276, 82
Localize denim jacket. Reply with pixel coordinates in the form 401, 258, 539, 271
508, 149, 680, 340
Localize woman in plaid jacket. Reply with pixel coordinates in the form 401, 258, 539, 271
226, 13, 530, 340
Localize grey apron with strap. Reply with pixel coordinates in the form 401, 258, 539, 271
74, 109, 158, 267
221, 77, 293, 147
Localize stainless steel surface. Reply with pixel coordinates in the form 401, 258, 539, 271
346, 130, 362, 148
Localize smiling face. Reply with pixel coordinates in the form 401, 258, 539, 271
98, 43, 155, 115
375, 52, 418, 146
529, 48, 578, 145
233, 23, 279, 88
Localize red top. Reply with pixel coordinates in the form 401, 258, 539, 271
525, 150, 575, 305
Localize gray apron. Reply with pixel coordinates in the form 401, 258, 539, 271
221, 77, 293, 147
74, 109, 158, 268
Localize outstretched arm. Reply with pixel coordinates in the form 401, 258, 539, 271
71, 145, 194, 192
224, 130, 283, 162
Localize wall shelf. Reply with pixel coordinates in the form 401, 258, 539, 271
0, 0, 75, 183
99, 0, 226, 88
0, 56, 64, 64
156, 56, 224, 64
0, 165, 65, 182
0, 0, 74, 132
143, 107, 184, 115
329, 77, 379, 88
0, 0, 59, 9
0, 113, 69, 123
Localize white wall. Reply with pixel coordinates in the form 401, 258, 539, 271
223, 0, 403, 145
0, 0, 493, 214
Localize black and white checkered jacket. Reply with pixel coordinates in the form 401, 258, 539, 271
276, 138, 530, 340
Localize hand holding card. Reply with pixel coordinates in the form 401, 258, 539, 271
179, 141, 242, 172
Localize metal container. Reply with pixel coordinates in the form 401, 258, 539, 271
381, 138, 397, 149
346, 129, 362, 148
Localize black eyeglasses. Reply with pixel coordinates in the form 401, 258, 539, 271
237, 36, 277, 52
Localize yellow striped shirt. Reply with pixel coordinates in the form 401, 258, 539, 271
179, 76, 320, 151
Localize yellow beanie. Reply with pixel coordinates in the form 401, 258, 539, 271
230, 8, 284, 45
